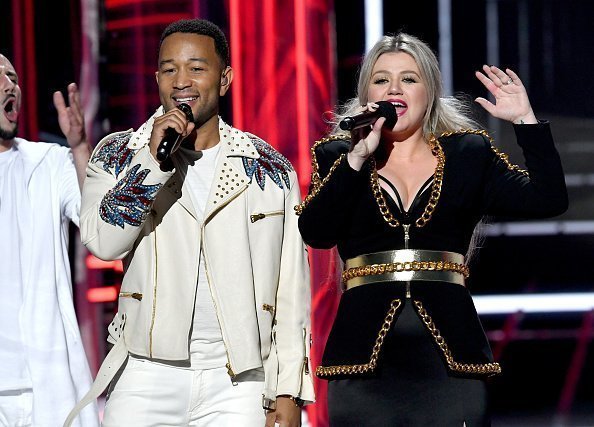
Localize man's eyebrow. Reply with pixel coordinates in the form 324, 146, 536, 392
159, 57, 209, 66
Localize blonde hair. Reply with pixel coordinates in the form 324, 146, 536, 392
331, 33, 481, 137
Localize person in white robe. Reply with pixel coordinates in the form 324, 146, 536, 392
0, 53, 99, 427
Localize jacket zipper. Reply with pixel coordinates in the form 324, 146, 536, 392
201, 227, 237, 383
403, 223, 411, 298
302, 327, 309, 376
119, 292, 143, 301
197, 181, 250, 379
250, 210, 284, 223
149, 215, 158, 357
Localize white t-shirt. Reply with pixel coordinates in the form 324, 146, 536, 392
0, 145, 33, 391
177, 144, 227, 369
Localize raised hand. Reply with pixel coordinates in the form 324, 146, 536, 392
53, 82, 87, 148
53, 82, 91, 189
474, 65, 537, 124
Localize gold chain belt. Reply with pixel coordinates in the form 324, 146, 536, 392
343, 249, 469, 289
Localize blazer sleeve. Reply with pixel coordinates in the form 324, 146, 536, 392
297, 138, 369, 248
480, 122, 568, 218
274, 170, 315, 403
80, 132, 174, 260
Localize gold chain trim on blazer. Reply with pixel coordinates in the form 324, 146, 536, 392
414, 300, 502, 376
316, 299, 401, 378
295, 136, 348, 215
370, 134, 445, 228
440, 128, 528, 176
342, 260, 469, 284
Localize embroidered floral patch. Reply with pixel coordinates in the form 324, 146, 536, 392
242, 136, 293, 190
91, 133, 135, 178
100, 164, 162, 228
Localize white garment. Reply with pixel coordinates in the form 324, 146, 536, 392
0, 389, 33, 427
102, 357, 266, 427
0, 146, 32, 392
70, 116, 315, 424
0, 139, 99, 427
180, 144, 228, 369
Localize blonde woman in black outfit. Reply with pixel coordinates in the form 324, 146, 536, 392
297, 33, 567, 426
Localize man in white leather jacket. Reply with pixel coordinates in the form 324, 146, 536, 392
65, 19, 314, 427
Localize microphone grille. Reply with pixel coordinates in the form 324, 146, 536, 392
376, 101, 397, 129
177, 103, 194, 122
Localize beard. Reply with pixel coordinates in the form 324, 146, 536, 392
0, 124, 18, 140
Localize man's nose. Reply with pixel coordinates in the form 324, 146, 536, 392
174, 70, 191, 89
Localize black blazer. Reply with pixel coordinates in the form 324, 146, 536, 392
298, 123, 568, 379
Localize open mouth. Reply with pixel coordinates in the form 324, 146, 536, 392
390, 100, 408, 116
172, 96, 198, 104
2, 98, 18, 122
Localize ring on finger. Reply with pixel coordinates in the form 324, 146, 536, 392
504, 78, 513, 85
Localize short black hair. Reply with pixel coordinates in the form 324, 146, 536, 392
159, 19, 230, 68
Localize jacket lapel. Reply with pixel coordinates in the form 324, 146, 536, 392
126, 107, 198, 219
126, 111, 257, 222
161, 169, 197, 219
203, 120, 258, 222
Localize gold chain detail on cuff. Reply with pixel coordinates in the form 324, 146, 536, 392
439, 128, 528, 176
316, 299, 401, 378
342, 260, 470, 284
370, 134, 445, 229
414, 300, 502, 376
295, 136, 348, 215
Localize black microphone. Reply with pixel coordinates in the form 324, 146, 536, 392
156, 103, 195, 162
339, 101, 397, 131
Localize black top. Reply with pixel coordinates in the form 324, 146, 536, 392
298, 123, 568, 378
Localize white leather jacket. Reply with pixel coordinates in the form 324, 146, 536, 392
67, 111, 314, 423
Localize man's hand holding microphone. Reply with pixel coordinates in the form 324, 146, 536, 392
149, 103, 195, 164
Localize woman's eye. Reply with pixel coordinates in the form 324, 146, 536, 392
403, 76, 417, 83
373, 78, 389, 84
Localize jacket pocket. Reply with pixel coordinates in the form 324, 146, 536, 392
250, 210, 284, 223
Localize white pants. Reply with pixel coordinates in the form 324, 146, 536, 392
102, 357, 266, 427
0, 389, 32, 427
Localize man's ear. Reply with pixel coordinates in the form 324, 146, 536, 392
220, 66, 233, 96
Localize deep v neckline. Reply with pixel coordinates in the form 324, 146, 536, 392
369, 134, 446, 229
378, 174, 435, 214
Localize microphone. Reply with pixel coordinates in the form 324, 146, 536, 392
339, 101, 397, 131
156, 103, 194, 162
